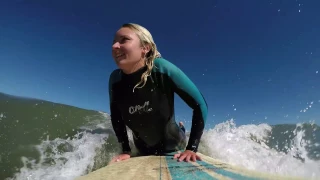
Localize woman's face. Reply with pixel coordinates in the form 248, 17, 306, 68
112, 27, 145, 71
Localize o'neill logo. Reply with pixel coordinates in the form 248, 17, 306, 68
129, 101, 153, 114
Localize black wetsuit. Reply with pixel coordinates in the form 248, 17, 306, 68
109, 58, 208, 155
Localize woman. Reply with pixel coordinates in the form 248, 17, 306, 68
108, 23, 208, 163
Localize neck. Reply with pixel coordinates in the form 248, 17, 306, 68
122, 59, 146, 74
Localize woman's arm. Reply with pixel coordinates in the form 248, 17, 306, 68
109, 70, 131, 153
154, 58, 208, 152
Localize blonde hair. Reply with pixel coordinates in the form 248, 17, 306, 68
121, 23, 161, 91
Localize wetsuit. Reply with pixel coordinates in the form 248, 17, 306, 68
109, 58, 208, 155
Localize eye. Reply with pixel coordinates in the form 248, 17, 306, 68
112, 36, 130, 45
120, 37, 129, 44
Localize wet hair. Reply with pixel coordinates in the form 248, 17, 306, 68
121, 23, 161, 91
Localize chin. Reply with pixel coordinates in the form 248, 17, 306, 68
115, 60, 129, 69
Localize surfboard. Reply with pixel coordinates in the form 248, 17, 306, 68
75, 152, 307, 180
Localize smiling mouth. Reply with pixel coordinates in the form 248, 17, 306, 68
115, 52, 125, 59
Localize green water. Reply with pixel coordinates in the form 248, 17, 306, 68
0, 92, 107, 179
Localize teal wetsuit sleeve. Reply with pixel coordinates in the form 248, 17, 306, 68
109, 70, 131, 153
155, 58, 208, 152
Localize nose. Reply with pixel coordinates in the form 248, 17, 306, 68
112, 42, 120, 49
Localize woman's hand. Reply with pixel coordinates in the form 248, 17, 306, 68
108, 153, 131, 164
173, 150, 202, 162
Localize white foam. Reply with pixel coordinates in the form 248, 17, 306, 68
199, 119, 320, 179
9, 132, 108, 180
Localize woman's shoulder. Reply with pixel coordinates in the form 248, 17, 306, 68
153, 58, 179, 74
109, 69, 122, 84
154, 57, 173, 67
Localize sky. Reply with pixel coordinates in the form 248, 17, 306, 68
0, 0, 319, 128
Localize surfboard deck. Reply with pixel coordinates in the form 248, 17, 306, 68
75, 152, 308, 180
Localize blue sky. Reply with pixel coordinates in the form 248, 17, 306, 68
0, 0, 319, 128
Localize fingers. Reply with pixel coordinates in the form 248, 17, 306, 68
189, 155, 195, 162
173, 153, 180, 159
117, 154, 129, 161
108, 154, 130, 165
111, 157, 118, 162
185, 154, 191, 162
197, 155, 202, 161
178, 153, 187, 162
174, 152, 202, 163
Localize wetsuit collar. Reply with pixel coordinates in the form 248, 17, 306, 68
121, 65, 148, 84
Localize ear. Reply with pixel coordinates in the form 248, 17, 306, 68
142, 45, 151, 55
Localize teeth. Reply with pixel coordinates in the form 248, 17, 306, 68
115, 52, 124, 58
